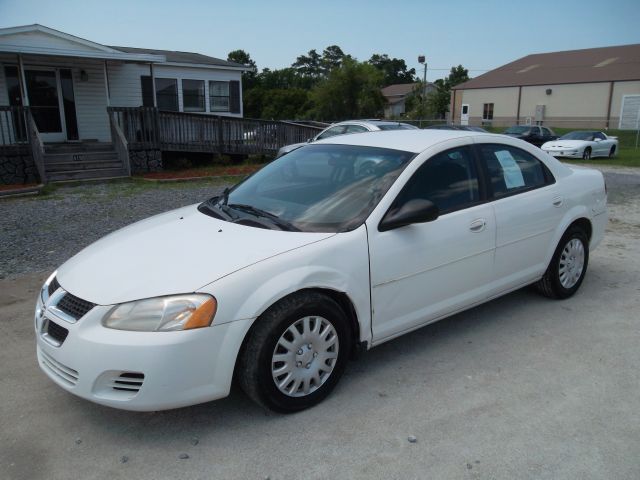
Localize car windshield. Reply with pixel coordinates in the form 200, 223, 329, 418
199, 144, 414, 233
377, 123, 418, 131
560, 131, 595, 140
504, 126, 530, 134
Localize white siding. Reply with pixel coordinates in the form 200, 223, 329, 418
108, 62, 244, 117
71, 62, 110, 141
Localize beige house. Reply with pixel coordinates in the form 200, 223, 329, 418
451, 44, 640, 130
381, 82, 434, 118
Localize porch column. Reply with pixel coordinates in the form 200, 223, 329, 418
103, 60, 111, 107
17, 54, 29, 106
150, 63, 157, 108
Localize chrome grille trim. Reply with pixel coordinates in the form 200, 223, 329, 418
40, 350, 79, 387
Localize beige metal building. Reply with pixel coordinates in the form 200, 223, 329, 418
451, 44, 640, 129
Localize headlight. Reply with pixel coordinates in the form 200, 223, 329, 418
102, 294, 217, 332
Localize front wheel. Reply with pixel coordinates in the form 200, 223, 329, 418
536, 226, 589, 299
237, 292, 351, 412
609, 146, 616, 158
582, 147, 592, 160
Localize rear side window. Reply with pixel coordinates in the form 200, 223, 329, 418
478, 144, 553, 199
395, 146, 480, 215
316, 126, 346, 140
344, 124, 369, 134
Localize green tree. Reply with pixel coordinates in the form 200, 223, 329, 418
227, 49, 258, 89
405, 65, 470, 119
321, 45, 347, 73
292, 49, 323, 78
308, 58, 385, 120
368, 54, 416, 86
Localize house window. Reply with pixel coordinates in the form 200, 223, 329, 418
182, 79, 205, 112
209, 81, 230, 112
155, 78, 178, 111
483, 103, 494, 120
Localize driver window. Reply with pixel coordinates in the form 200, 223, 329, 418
345, 125, 369, 134
394, 147, 480, 215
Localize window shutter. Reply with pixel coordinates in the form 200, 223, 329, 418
140, 76, 154, 107
229, 80, 241, 114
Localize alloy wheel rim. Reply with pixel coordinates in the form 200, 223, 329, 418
271, 316, 339, 397
558, 238, 585, 289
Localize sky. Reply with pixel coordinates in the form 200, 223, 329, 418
1, 0, 638, 81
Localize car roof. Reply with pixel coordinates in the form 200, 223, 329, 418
314, 128, 495, 153
332, 119, 415, 129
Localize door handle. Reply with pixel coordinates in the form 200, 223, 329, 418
469, 219, 486, 232
553, 196, 563, 207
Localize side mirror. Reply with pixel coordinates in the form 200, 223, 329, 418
307, 137, 314, 143
378, 199, 439, 232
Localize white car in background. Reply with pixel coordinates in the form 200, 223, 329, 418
35, 130, 607, 413
541, 131, 618, 160
275, 119, 417, 158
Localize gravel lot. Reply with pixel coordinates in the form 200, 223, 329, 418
1, 166, 639, 480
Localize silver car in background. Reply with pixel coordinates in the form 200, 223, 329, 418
276, 120, 418, 158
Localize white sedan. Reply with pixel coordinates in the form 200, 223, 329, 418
275, 119, 417, 158
541, 131, 618, 160
35, 130, 607, 413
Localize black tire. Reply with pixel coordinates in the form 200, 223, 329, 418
237, 292, 352, 413
582, 147, 591, 160
536, 226, 589, 299
609, 146, 616, 158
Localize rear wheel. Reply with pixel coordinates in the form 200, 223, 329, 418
582, 147, 592, 160
536, 226, 589, 299
237, 292, 351, 412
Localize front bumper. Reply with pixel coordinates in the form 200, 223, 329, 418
542, 149, 581, 159
35, 295, 253, 411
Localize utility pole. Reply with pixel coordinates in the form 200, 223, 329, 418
418, 55, 427, 126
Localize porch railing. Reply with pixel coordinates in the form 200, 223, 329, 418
109, 111, 131, 176
108, 107, 322, 154
25, 109, 46, 183
0, 106, 29, 146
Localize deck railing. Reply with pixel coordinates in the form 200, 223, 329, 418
25, 109, 46, 183
0, 106, 28, 146
108, 107, 322, 154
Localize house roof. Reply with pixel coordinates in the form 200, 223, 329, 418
454, 43, 640, 90
108, 46, 248, 69
0, 24, 249, 70
381, 82, 421, 98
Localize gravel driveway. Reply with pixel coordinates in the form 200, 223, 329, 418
1, 165, 639, 480
0, 179, 231, 279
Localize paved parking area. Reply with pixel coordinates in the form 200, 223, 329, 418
1, 167, 639, 480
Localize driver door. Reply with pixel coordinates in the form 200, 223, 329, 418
367, 145, 496, 343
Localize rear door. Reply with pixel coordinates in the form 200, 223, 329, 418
475, 141, 563, 294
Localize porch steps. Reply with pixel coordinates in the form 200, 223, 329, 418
42, 143, 129, 182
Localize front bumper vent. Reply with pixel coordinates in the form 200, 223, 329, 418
113, 372, 145, 393
40, 350, 79, 387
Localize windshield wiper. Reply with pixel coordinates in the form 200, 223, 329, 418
228, 204, 300, 231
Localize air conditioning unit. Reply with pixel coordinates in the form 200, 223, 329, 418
535, 105, 545, 122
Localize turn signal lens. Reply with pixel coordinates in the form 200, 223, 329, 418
184, 297, 217, 330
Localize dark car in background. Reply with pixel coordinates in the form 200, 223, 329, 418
503, 125, 558, 147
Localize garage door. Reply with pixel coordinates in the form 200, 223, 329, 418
619, 95, 640, 130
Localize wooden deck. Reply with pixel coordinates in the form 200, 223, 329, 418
108, 107, 322, 155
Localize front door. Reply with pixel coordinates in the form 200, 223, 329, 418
460, 104, 469, 125
368, 145, 496, 343
25, 69, 67, 142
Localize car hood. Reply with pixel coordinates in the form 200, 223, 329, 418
57, 204, 334, 305
542, 140, 585, 149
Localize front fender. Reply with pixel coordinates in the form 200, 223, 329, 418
198, 226, 372, 344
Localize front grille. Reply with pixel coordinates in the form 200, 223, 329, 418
56, 293, 96, 320
40, 350, 79, 387
48, 277, 60, 296
46, 320, 69, 344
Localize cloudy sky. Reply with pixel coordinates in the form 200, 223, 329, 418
1, 0, 638, 80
